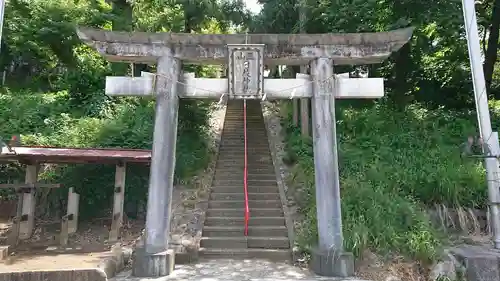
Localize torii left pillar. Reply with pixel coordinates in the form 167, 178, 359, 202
133, 50, 179, 277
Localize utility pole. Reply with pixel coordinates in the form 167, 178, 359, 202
0, 0, 6, 85
462, 0, 500, 249
0, 0, 5, 51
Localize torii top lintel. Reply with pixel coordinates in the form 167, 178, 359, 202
76, 27, 414, 66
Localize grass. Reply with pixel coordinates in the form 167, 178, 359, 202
281, 101, 489, 263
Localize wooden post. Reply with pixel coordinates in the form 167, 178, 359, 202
19, 165, 39, 240
134, 51, 179, 277
310, 58, 354, 277
300, 84, 310, 137
60, 217, 69, 246
110, 163, 126, 242
67, 187, 79, 234
60, 187, 79, 246
7, 192, 22, 246
292, 100, 299, 126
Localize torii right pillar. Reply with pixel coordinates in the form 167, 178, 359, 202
309, 57, 353, 277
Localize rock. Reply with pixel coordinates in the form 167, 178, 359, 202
429, 260, 457, 281
384, 276, 402, 281
0, 246, 9, 261
429, 251, 464, 281
360, 250, 383, 269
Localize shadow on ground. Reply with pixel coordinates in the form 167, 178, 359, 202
113, 259, 368, 281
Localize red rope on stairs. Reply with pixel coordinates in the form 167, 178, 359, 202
243, 99, 249, 236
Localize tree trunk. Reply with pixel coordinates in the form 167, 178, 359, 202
391, 42, 414, 109
111, 0, 133, 76
484, 0, 500, 93
389, 1, 414, 109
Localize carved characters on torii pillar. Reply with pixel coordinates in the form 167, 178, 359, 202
77, 27, 414, 278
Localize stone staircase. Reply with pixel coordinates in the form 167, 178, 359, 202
199, 100, 290, 260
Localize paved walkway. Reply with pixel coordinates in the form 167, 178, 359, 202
112, 259, 368, 281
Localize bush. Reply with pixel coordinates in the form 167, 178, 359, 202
281, 101, 488, 262
0, 89, 211, 219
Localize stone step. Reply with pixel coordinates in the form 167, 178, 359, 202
211, 186, 279, 193
223, 126, 264, 128
219, 143, 269, 147
200, 236, 290, 249
224, 116, 263, 118
218, 153, 270, 156
223, 128, 265, 130
214, 172, 276, 177
219, 147, 269, 151
217, 150, 270, 154
213, 179, 278, 186
218, 153, 271, 157
199, 248, 291, 260
222, 119, 263, 122
220, 138, 268, 141
218, 146, 269, 150
212, 176, 276, 183
219, 137, 267, 140
221, 137, 264, 139
211, 179, 277, 184
221, 133, 267, 137
214, 172, 276, 181
215, 167, 275, 172
221, 128, 265, 131
206, 208, 283, 217
214, 163, 273, 168
220, 133, 266, 136
212, 170, 276, 176
218, 145, 268, 148
210, 192, 280, 200
224, 116, 262, 118
224, 118, 263, 120
204, 216, 285, 226
222, 130, 266, 133
218, 147, 269, 151
214, 167, 275, 172
202, 225, 288, 237
219, 138, 267, 141
217, 151, 270, 155
224, 117, 263, 119
220, 127, 264, 129
208, 200, 282, 209
217, 159, 273, 163
216, 156, 273, 162
217, 152, 270, 156
217, 157, 273, 162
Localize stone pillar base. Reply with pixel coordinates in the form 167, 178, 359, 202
311, 247, 354, 277
132, 248, 175, 277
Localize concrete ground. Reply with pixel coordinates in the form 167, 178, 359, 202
112, 259, 368, 281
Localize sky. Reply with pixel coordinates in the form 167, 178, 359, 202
245, 0, 263, 14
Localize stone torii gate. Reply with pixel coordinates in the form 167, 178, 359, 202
77, 27, 413, 277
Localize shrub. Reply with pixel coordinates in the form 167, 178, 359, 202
281, 101, 487, 262
0, 89, 211, 219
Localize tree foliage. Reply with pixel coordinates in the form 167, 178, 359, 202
253, 0, 500, 108
0, 0, 250, 218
